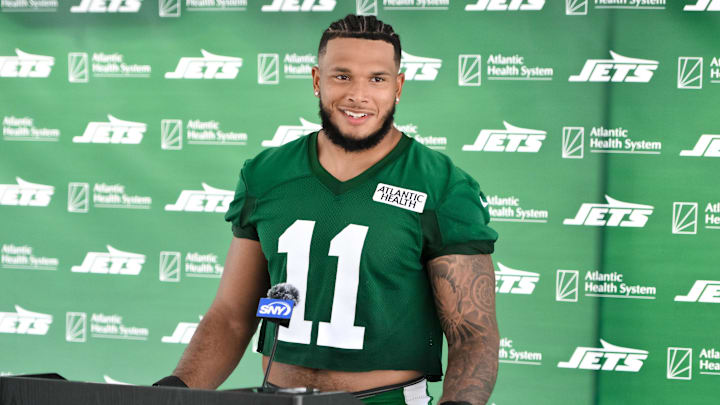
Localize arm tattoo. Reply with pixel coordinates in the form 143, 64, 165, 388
428, 254, 499, 405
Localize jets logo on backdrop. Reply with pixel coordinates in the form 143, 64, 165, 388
462, 121, 546, 152
0, 49, 54, 78
466, 0, 545, 11
569, 51, 658, 83
684, 0, 720, 10
165, 50, 243, 79
164, 183, 233, 213
70, 0, 142, 13
495, 262, 539, 295
0, 306, 52, 335
675, 281, 720, 303
73, 115, 146, 144
71, 245, 145, 275
564, 195, 653, 227
262, 118, 321, 147
1, 243, 59, 271
261, 0, 335, 11
400, 51, 442, 81
680, 134, 720, 157
499, 337, 543, 366
558, 340, 648, 372
0, 177, 54, 207
382, 0, 448, 10
667, 348, 692, 380
162, 318, 201, 344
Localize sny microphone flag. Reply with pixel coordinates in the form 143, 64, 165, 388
256, 298, 294, 324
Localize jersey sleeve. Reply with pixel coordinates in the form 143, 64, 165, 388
224, 163, 258, 240
421, 178, 498, 261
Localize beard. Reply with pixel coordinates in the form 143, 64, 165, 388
318, 99, 395, 153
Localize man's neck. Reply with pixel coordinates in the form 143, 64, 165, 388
317, 127, 403, 182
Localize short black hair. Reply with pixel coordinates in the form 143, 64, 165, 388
318, 14, 402, 67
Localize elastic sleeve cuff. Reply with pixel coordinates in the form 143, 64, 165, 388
423, 240, 495, 262
152, 375, 188, 388
232, 223, 259, 240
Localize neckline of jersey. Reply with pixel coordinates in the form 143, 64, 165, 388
307, 130, 413, 195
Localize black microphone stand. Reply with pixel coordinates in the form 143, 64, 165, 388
261, 320, 282, 392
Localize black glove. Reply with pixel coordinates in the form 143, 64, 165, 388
152, 375, 188, 388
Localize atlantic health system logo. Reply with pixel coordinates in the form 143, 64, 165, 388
569, 51, 658, 83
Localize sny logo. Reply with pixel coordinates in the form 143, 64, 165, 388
0, 49, 54, 78
73, 115, 146, 144
164, 183, 233, 213
569, 51, 658, 83
165, 50, 243, 79
257, 298, 294, 318
679, 134, 720, 157
161, 320, 199, 344
70, 0, 142, 13
465, 0, 544, 10
71, 245, 145, 275
261, 0, 335, 12
684, 0, 720, 11
400, 51, 442, 81
0, 305, 52, 335
495, 262, 539, 294
0, 177, 54, 207
462, 121, 545, 152
558, 339, 648, 372
674, 280, 720, 303
564, 195, 653, 227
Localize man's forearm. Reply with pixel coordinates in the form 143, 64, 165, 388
173, 305, 258, 389
441, 333, 499, 405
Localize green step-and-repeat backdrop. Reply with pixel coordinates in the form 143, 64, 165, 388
1, 1, 718, 403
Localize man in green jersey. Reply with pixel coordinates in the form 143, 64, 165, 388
156, 15, 499, 405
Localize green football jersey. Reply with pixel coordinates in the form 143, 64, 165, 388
224, 131, 497, 380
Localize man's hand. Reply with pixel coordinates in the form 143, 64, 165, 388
428, 254, 499, 405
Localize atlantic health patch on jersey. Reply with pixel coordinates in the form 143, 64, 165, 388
373, 183, 427, 213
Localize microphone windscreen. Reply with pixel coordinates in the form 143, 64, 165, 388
267, 283, 301, 304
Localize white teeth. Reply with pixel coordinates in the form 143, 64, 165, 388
344, 110, 367, 119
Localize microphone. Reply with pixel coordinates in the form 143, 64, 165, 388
257, 283, 300, 391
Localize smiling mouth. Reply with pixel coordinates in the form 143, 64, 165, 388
340, 109, 371, 119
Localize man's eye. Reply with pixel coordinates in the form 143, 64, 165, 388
335, 75, 349, 80
371, 77, 385, 82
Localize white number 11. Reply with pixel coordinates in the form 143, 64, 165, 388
276, 219, 367, 350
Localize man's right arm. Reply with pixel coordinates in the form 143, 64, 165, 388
170, 237, 269, 389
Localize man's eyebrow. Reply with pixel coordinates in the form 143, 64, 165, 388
329, 67, 392, 76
